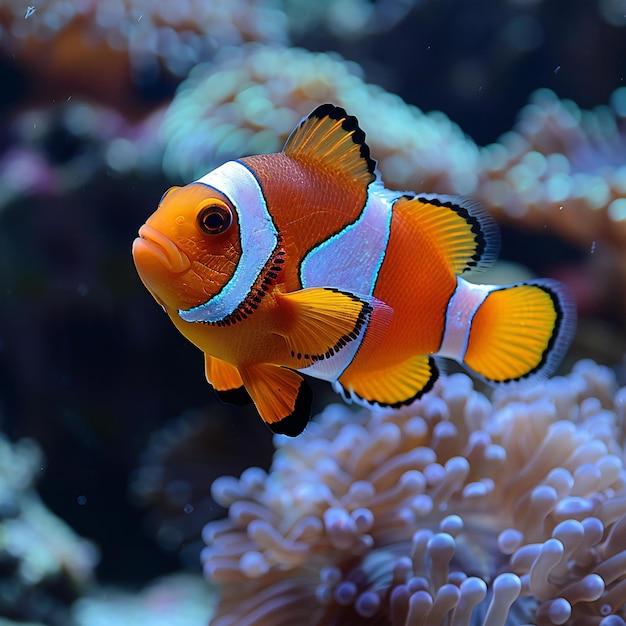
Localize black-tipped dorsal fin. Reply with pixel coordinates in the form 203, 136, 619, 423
283, 104, 377, 189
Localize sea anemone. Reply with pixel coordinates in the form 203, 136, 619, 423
202, 359, 626, 625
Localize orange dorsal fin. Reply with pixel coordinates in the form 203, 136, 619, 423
204, 355, 251, 406
283, 104, 377, 189
239, 364, 311, 436
394, 194, 500, 276
274, 287, 391, 365
336, 355, 439, 408
464, 280, 576, 384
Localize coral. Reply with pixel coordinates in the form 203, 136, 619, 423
161, 43, 479, 195
478, 87, 626, 254
202, 359, 626, 625
0, 99, 164, 210
0, 433, 98, 625
477, 87, 626, 321
0, 0, 288, 111
280, 0, 418, 38
161, 44, 626, 234
72, 573, 214, 626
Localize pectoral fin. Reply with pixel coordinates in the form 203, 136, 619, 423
204, 355, 251, 406
275, 287, 391, 365
240, 364, 312, 436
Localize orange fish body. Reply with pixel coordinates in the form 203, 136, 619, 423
133, 104, 576, 435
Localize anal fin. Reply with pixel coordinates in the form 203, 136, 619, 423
205, 355, 251, 406
336, 355, 439, 408
240, 364, 312, 436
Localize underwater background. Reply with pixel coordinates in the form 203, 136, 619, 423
0, 0, 626, 624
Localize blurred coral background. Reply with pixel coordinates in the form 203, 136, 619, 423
0, 0, 625, 624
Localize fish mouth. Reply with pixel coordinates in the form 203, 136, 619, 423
133, 224, 191, 273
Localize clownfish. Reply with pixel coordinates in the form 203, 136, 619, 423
132, 104, 576, 436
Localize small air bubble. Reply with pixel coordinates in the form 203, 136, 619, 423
77, 495, 87, 506
183, 503, 194, 514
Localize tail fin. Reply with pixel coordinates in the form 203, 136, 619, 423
463, 280, 576, 385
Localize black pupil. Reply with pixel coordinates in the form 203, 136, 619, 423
199, 206, 231, 234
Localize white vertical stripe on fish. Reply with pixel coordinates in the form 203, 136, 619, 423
179, 161, 278, 323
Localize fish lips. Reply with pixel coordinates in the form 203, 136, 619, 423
133, 224, 191, 274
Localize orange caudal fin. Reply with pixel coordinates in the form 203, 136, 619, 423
204, 355, 251, 406
239, 364, 312, 436
464, 279, 576, 385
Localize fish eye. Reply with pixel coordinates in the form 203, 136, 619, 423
197, 203, 233, 235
